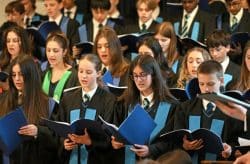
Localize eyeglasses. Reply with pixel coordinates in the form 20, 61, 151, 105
130, 72, 149, 81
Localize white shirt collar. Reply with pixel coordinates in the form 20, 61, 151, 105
93, 18, 108, 28
108, 10, 120, 19
49, 13, 63, 26
139, 18, 154, 30
182, 6, 198, 34
230, 8, 243, 27
81, 85, 98, 101
140, 92, 154, 108
101, 64, 109, 71
92, 18, 108, 41
220, 56, 230, 73
202, 99, 216, 111
64, 6, 77, 19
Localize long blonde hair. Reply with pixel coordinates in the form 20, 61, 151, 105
177, 47, 211, 89
234, 41, 250, 92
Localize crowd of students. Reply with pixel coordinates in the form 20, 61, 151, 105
0, 0, 249, 164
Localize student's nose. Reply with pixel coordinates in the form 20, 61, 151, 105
204, 86, 210, 93
100, 46, 106, 52
14, 75, 21, 81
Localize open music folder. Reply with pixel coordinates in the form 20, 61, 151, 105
160, 128, 224, 154
41, 118, 105, 138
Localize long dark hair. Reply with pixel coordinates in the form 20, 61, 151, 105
0, 25, 31, 71
0, 55, 49, 124
93, 26, 129, 77
235, 41, 250, 91
120, 55, 175, 107
137, 36, 168, 69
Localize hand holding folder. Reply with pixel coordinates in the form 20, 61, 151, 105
99, 104, 157, 145
0, 108, 27, 155
41, 118, 104, 138
160, 128, 224, 154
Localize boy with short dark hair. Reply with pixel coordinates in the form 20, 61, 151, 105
206, 29, 240, 89
174, 60, 243, 163
77, 0, 122, 42
5, 0, 25, 27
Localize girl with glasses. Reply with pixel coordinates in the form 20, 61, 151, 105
111, 55, 178, 164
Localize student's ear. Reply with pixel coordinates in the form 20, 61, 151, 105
63, 49, 67, 57
97, 70, 102, 78
59, 1, 64, 10
219, 76, 224, 87
225, 45, 231, 53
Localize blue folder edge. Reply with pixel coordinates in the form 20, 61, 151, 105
118, 104, 157, 145
0, 108, 27, 155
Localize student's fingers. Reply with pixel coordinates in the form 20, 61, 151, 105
130, 145, 149, 157
68, 134, 78, 142
111, 138, 124, 149
221, 143, 232, 158
65, 143, 77, 150
233, 153, 250, 164
18, 124, 38, 136
64, 138, 71, 144
131, 145, 147, 152
215, 101, 247, 121
133, 144, 144, 149
183, 139, 201, 150
194, 140, 204, 150
84, 128, 89, 135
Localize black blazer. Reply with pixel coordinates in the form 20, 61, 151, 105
225, 60, 240, 89
172, 8, 216, 43
174, 98, 244, 160
59, 16, 80, 48
78, 18, 123, 42
59, 87, 117, 164
123, 19, 159, 34
217, 9, 250, 34
62, 7, 87, 25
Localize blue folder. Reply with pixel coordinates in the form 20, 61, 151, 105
119, 104, 157, 145
100, 104, 157, 145
0, 108, 27, 155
